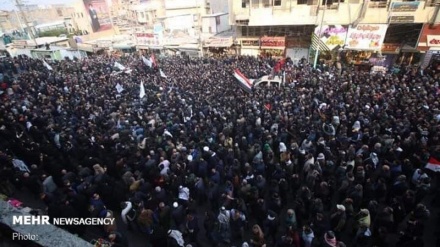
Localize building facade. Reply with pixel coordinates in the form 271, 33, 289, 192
229, 0, 440, 67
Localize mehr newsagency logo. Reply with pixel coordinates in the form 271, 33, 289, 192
13, 215, 114, 226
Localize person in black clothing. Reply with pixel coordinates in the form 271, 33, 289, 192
108, 231, 128, 247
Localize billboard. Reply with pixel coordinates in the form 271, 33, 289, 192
345, 24, 388, 50
314, 25, 348, 50
83, 0, 113, 33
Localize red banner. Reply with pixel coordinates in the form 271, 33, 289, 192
260, 36, 285, 47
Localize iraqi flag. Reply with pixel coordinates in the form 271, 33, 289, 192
425, 157, 440, 172
233, 69, 252, 93
150, 54, 157, 68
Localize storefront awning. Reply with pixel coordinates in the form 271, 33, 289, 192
137, 45, 163, 50
77, 44, 95, 53
203, 37, 233, 48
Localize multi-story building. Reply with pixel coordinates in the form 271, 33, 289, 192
229, 0, 440, 66
129, 0, 231, 56
0, 11, 14, 32
71, 0, 117, 37
17, 5, 75, 27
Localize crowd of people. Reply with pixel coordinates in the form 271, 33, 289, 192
0, 52, 439, 247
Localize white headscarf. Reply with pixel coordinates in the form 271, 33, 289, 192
168, 230, 184, 247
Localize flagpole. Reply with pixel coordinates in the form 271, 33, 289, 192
313, 0, 327, 69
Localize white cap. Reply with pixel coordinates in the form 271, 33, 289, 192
173, 202, 179, 208
336, 204, 346, 211
203, 146, 209, 152
317, 153, 325, 160
187, 155, 193, 161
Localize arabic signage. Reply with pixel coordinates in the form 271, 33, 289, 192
390, 2, 420, 12
260, 36, 285, 48
241, 39, 260, 47
12, 40, 27, 47
417, 24, 440, 51
389, 16, 415, 23
314, 25, 348, 50
204, 37, 233, 47
381, 43, 401, 54
135, 33, 161, 46
427, 35, 440, 47
345, 24, 388, 50
285, 36, 310, 48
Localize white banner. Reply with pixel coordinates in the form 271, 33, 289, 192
345, 24, 388, 50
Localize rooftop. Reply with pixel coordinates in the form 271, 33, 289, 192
35, 20, 66, 29
26, 37, 69, 46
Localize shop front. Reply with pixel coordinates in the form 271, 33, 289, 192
312, 25, 349, 66
203, 37, 235, 57
285, 35, 311, 64
417, 24, 440, 70
382, 23, 423, 66
379, 43, 400, 68
342, 24, 388, 71
135, 33, 163, 53
259, 36, 285, 59
240, 38, 260, 57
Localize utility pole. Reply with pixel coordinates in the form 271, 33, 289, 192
15, 0, 38, 47
313, 0, 327, 69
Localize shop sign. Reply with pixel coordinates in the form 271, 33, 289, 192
135, 33, 161, 46
285, 37, 310, 48
314, 25, 348, 50
427, 35, 440, 47
12, 40, 27, 46
381, 43, 401, 53
241, 39, 260, 47
390, 2, 420, 12
345, 24, 388, 50
260, 36, 285, 47
389, 16, 415, 23
204, 37, 233, 48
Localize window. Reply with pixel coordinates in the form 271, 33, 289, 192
262, 0, 272, 7
428, 0, 440, 6
242, 0, 249, 8
369, 0, 387, 8
274, 0, 282, 5
81, 13, 84, 18
141, 12, 145, 18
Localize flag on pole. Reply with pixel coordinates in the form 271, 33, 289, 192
233, 69, 253, 93
116, 83, 124, 93
140, 81, 146, 99
43, 60, 53, 70
115, 62, 126, 71
150, 53, 157, 68
160, 69, 167, 78
425, 156, 440, 172
142, 56, 152, 67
